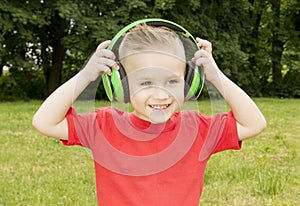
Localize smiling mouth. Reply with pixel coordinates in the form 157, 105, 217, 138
149, 104, 171, 110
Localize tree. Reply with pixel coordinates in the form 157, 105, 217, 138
0, 0, 117, 97
0, 0, 163, 97
1, 0, 299, 99
262, 0, 300, 96
239, 0, 300, 97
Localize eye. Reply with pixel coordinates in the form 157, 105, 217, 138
167, 79, 179, 84
140, 81, 152, 86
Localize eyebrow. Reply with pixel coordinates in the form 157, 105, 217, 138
136, 75, 181, 81
136, 77, 154, 81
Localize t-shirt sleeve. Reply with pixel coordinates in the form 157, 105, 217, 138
60, 107, 98, 148
211, 111, 242, 153
198, 111, 242, 161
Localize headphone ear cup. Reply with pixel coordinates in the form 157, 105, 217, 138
105, 62, 129, 103
184, 61, 195, 97
185, 61, 204, 100
118, 63, 130, 103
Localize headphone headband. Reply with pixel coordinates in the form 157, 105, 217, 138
103, 18, 204, 102
108, 18, 197, 51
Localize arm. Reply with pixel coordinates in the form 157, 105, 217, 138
192, 38, 266, 140
32, 40, 118, 140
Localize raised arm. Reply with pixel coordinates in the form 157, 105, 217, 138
192, 38, 266, 140
32, 40, 118, 140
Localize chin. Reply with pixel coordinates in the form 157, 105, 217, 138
148, 111, 172, 124
150, 118, 168, 124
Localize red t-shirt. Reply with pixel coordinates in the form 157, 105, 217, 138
62, 107, 241, 206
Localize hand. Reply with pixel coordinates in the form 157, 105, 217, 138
192, 38, 220, 82
80, 40, 119, 82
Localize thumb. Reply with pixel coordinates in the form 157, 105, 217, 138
96, 40, 112, 51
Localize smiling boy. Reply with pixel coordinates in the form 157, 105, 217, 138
32, 23, 266, 205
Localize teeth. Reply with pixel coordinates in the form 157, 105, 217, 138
150, 104, 169, 109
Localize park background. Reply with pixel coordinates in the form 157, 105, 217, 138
0, 0, 299, 205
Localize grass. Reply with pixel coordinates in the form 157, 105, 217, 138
0, 98, 299, 205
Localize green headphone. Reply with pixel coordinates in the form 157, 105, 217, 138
102, 18, 204, 103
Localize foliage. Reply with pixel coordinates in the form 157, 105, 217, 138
0, 75, 27, 101
0, 0, 299, 100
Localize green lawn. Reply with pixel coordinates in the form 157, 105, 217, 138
0, 99, 299, 205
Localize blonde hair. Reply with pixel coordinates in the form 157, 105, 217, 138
118, 23, 185, 60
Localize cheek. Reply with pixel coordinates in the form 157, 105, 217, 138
129, 84, 145, 101
175, 93, 185, 107
129, 88, 149, 105
167, 84, 185, 101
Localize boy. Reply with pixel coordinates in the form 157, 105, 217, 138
32, 24, 266, 205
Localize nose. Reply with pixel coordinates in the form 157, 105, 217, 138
152, 87, 170, 100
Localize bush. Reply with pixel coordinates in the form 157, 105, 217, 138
0, 68, 46, 101
282, 68, 300, 98
0, 75, 27, 101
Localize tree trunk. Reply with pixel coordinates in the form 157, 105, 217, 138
0, 65, 3, 77
46, 40, 66, 96
271, 0, 284, 85
41, 11, 67, 97
248, 0, 262, 69
240, 0, 265, 95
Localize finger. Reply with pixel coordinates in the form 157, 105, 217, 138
196, 37, 212, 53
96, 40, 112, 51
192, 49, 210, 60
95, 48, 116, 60
106, 68, 112, 76
97, 58, 119, 70
194, 57, 206, 66
97, 64, 112, 76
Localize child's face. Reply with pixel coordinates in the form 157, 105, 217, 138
122, 51, 186, 123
